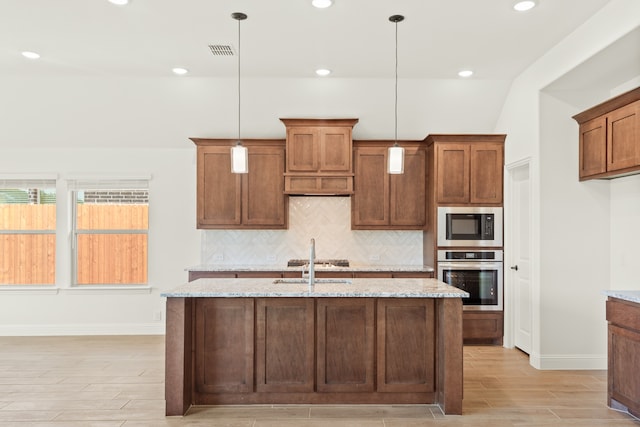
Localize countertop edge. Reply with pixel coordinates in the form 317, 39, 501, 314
602, 290, 640, 304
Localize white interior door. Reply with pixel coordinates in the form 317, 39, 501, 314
510, 163, 532, 354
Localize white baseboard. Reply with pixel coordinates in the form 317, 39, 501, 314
0, 323, 165, 336
530, 352, 607, 370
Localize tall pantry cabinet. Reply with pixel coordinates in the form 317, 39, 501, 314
425, 134, 506, 345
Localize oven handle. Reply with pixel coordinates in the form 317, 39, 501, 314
437, 262, 503, 270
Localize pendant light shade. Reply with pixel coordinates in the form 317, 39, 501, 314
388, 14, 405, 175
231, 143, 248, 173
388, 144, 405, 174
231, 12, 249, 174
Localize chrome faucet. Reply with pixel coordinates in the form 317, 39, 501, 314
308, 238, 315, 286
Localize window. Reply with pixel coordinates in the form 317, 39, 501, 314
0, 179, 57, 285
69, 179, 149, 286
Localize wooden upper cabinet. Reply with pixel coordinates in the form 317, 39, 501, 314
192, 139, 287, 229
428, 135, 505, 205
435, 143, 470, 204
281, 118, 358, 195
470, 143, 504, 204
608, 100, 640, 172
197, 145, 242, 227
573, 88, 640, 181
579, 116, 607, 178
352, 142, 426, 229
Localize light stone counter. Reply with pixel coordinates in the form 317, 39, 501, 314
602, 290, 640, 304
161, 277, 467, 299
186, 264, 434, 273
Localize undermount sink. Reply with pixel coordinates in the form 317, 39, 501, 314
272, 278, 353, 285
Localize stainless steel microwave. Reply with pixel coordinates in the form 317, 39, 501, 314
437, 207, 503, 247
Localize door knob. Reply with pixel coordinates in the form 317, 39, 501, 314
510, 265, 519, 271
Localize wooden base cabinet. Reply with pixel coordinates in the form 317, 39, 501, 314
606, 297, 640, 417
317, 299, 375, 392
166, 296, 463, 415
463, 311, 504, 345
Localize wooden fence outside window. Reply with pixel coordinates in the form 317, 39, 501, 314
0, 204, 148, 285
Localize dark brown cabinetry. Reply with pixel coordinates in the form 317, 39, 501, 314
377, 299, 435, 392
316, 298, 375, 392
193, 298, 254, 395
255, 298, 315, 392
281, 118, 358, 195
169, 295, 462, 413
192, 139, 287, 229
426, 135, 505, 205
190, 270, 433, 281
573, 88, 640, 181
606, 297, 640, 417
352, 142, 426, 229
462, 311, 504, 345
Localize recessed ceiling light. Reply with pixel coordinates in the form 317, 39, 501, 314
21, 51, 41, 60
513, 0, 537, 12
312, 0, 333, 9
108, 0, 130, 5
172, 67, 189, 75
315, 68, 331, 77
458, 70, 473, 78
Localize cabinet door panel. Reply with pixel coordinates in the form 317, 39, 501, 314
243, 146, 286, 226
194, 298, 254, 394
608, 100, 639, 172
470, 143, 503, 204
198, 147, 241, 227
352, 148, 389, 226
377, 299, 435, 393
436, 144, 470, 204
287, 128, 318, 172
320, 128, 351, 172
317, 298, 375, 392
390, 147, 426, 226
579, 117, 607, 178
255, 298, 315, 393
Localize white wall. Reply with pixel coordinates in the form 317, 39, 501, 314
496, 0, 640, 369
0, 148, 200, 335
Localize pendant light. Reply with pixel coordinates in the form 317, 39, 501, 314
231, 12, 249, 174
387, 14, 405, 174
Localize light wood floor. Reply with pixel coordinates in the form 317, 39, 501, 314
0, 336, 637, 426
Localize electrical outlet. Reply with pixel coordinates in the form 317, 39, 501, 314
153, 311, 162, 321
214, 254, 224, 262
266, 254, 276, 263
369, 254, 380, 262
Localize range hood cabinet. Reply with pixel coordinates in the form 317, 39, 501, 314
281, 118, 359, 195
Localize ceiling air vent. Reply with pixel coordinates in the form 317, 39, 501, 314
208, 45, 235, 56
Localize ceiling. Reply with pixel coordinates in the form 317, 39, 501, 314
0, 0, 613, 80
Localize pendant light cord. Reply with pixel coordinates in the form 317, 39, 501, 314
394, 19, 398, 145
237, 16, 241, 142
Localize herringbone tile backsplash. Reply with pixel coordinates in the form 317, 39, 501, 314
202, 197, 423, 266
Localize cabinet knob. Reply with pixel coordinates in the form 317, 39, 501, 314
510, 265, 519, 271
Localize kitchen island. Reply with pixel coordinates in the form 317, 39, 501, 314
161, 278, 468, 416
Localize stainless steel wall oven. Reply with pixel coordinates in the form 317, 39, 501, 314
437, 250, 503, 311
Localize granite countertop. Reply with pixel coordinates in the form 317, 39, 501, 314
602, 290, 640, 304
187, 264, 435, 273
161, 277, 468, 299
